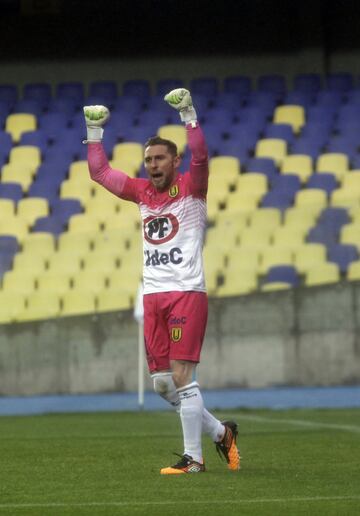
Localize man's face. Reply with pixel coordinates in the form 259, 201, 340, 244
144, 144, 180, 191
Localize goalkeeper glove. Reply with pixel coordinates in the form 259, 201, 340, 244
83, 105, 110, 143
164, 88, 197, 125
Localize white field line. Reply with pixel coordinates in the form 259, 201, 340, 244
0, 495, 359, 509
230, 413, 360, 434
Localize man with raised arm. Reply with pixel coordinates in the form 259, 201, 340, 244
84, 89, 240, 474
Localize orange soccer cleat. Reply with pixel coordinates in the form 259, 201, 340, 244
215, 420, 240, 471
160, 454, 205, 474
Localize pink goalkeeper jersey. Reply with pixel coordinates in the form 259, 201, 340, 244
87, 123, 209, 295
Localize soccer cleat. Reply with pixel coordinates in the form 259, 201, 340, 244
160, 454, 205, 475
215, 420, 240, 471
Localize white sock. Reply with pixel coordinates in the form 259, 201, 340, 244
177, 381, 204, 463
202, 409, 225, 442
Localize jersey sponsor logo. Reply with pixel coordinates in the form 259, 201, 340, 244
171, 327, 182, 342
170, 316, 187, 324
169, 185, 179, 198
144, 247, 183, 266
143, 213, 179, 244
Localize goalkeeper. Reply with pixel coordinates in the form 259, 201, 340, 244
84, 89, 240, 474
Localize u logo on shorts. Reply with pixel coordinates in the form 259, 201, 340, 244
171, 327, 182, 342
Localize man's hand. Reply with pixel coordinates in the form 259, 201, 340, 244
83, 105, 110, 142
164, 88, 197, 125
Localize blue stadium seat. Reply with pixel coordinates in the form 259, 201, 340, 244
36, 162, 69, 182
0, 251, 13, 280
270, 175, 301, 196
156, 79, 184, 97
307, 226, 338, 246
39, 112, 69, 141
327, 243, 359, 273
27, 181, 60, 204
190, 77, 218, 98
13, 99, 43, 117
89, 81, 118, 101
326, 136, 358, 158
145, 95, 178, 115
344, 89, 360, 105
306, 173, 338, 196
113, 96, 144, 115
224, 76, 252, 96
283, 90, 314, 109
0, 183, 23, 202
51, 199, 83, 224
318, 207, 350, 229
0, 235, 20, 254
257, 74, 286, 101
56, 82, 85, 103
237, 106, 268, 132
47, 98, 78, 116
293, 73, 322, 94
245, 91, 278, 116
245, 157, 278, 182
326, 73, 354, 92
315, 90, 344, 109
261, 191, 293, 210
214, 92, 244, 111
23, 83, 52, 109
264, 123, 294, 145
19, 130, 49, 153
123, 80, 151, 99
0, 84, 18, 108
0, 131, 13, 159
32, 216, 65, 236
264, 265, 300, 286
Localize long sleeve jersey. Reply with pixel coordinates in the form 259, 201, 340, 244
87, 123, 209, 295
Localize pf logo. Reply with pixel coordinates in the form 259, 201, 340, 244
143, 213, 179, 244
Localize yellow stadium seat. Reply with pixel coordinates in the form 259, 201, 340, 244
91, 182, 122, 206
83, 250, 119, 272
1, 270, 36, 295
12, 252, 48, 274
215, 209, 250, 227
340, 223, 360, 250
203, 244, 226, 271
259, 246, 294, 274
9, 146, 41, 169
261, 282, 292, 292
61, 290, 96, 317
330, 188, 360, 209
47, 252, 83, 275
0, 199, 16, 218
85, 197, 119, 218
92, 229, 129, 253
255, 138, 287, 167
350, 205, 360, 223
5, 113, 36, 143
248, 207, 282, 231
283, 206, 320, 229
17, 198, 49, 226
206, 222, 243, 249
342, 170, 360, 190
57, 232, 93, 255
96, 288, 133, 312
236, 172, 268, 196
67, 213, 101, 234
207, 177, 231, 201
37, 271, 72, 295
0, 216, 29, 242
226, 191, 261, 214
60, 180, 93, 206
0, 291, 26, 323
210, 155, 240, 174
273, 105, 305, 133
109, 158, 140, 178
21, 232, 56, 255
281, 154, 313, 183
316, 153, 349, 181
347, 260, 360, 281
305, 263, 340, 286
271, 225, 307, 248
294, 243, 327, 274
295, 189, 328, 210
16, 292, 60, 322
158, 125, 187, 154
217, 267, 258, 297
239, 226, 273, 247
226, 246, 261, 271
68, 161, 89, 182
73, 270, 108, 295
108, 267, 142, 292
112, 142, 143, 170
1, 163, 34, 191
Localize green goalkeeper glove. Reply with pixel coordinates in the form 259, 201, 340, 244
83, 105, 110, 143
164, 88, 197, 125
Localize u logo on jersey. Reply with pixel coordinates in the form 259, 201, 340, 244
171, 327, 182, 342
169, 185, 179, 198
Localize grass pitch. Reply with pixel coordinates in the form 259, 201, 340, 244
0, 408, 359, 515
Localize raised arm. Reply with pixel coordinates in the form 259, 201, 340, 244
164, 89, 208, 196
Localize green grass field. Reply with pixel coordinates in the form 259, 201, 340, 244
0, 408, 359, 515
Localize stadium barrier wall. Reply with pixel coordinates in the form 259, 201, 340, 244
0, 281, 360, 396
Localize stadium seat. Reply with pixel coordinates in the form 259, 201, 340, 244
0, 84, 18, 107
264, 123, 295, 145
255, 138, 287, 167
261, 281, 291, 291
236, 173, 268, 197
305, 262, 340, 286
73, 270, 108, 295
248, 207, 282, 231
0, 216, 29, 242
0, 291, 26, 323
0, 182, 25, 203
37, 271, 73, 295
0, 235, 20, 254
97, 288, 133, 312
306, 173, 338, 196
12, 252, 48, 274
340, 223, 360, 250
294, 243, 328, 274
326, 72, 354, 92
82, 251, 119, 274
17, 198, 49, 226
316, 153, 349, 182
271, 225, 307, 249
156, 79, 184, 97
224, 75, 252, 96
60, 180, 93, 207
61, 290, 96, 316
273, 105, 305, 133
32, 216, 65, 236
280, 154, 313, 184
67, 213, 101, 234
158, 125, 187, 154
56, 82, 84, 103
16, 292, 61, 322
0, 199, 16, 218
23, 82, 52, 107
47, 252, 83, 275
22, 232, 56, 255
259, 246, 294, 274
217, 267, 258, 297
264, 265, 300, 287
1, 163, 34, 192
330, 188, 360, 209
294, 189, 328, 210
347, 260, 360, 281
123, 80, 151, 98
327, 243, 359, 273
89, 80, 118, 101
293, 74, 323, 94
5, 113, 37, 143
245, 157, 278, 182
1, 270, 37, 295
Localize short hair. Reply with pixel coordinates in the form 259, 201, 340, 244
144, 136, 178, 157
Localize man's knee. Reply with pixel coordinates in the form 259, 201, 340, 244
152, 372, 174, 396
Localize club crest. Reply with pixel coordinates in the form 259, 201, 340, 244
171, 327, 182, 342
169, 185, 179, 198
